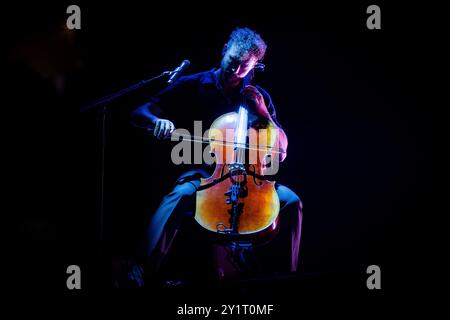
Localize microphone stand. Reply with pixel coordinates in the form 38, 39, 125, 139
80, 69, 174, 259
80, 71, 171, 113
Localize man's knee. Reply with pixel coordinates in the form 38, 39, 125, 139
276, 184, 303, 211
163, 180, 198, 203
162, 170, 206, 201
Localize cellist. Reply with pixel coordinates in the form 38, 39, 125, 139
131, 27, 303, 283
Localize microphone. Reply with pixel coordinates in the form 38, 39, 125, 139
167, 60, 190, 84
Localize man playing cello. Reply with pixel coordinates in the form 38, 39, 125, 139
131, 27, 302, 284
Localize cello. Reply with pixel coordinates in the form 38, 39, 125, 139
194, 65, 285, 243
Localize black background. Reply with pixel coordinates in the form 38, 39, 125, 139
7, 0, 434, 313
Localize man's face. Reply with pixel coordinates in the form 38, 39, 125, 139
220, 44, 259, 81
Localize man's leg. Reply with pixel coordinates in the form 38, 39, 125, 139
253, 183, 303, 273
276, 183, 303, 272
145, 169, 208, 275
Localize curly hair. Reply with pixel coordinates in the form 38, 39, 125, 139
226, 27, 267, 61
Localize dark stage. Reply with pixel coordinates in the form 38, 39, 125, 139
7, 1, 433, 315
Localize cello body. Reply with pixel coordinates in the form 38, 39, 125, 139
195, 108, 281, 239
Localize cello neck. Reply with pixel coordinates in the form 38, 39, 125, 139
233, 106, 249, 165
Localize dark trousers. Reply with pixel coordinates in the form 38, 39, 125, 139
145, 169, 303, 281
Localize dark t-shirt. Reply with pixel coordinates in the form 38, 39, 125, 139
140, 68, 283, 175
147, 68, 282, 132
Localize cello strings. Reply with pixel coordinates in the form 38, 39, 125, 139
166, 132, 286, 154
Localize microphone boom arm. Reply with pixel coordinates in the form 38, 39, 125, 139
80, 60, 190, 113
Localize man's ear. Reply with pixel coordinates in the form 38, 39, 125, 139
222, 44, 228, 57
